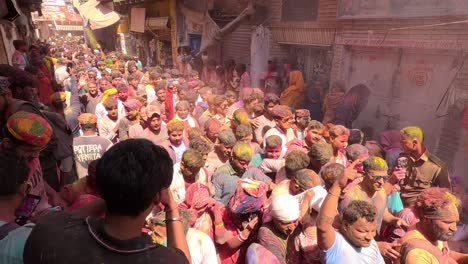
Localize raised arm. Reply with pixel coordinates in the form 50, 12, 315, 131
159, 188, 191, 263
317, 163, 352, 250
316, 182, 341, 250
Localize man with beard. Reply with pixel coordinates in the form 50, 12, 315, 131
250, 194, 301, 264
211, 142, 273, 205
397, 187, 468, 263
169, 149, 210, 204
294, 109, 311, 141
340, 156, 407, 261
80, 81, 102, 114
137, 105, 168, 144
202, 118, 221, 145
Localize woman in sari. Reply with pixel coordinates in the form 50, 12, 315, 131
334, 83, 371, 128
303, 79, 324, 121
280, 65, 304, 109
322, 80, 346, 125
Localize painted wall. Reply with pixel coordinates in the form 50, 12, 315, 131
330, 15, 468, 175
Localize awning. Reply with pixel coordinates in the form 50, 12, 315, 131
146, 17, 169, 30
54, 24, 83, 31
271, 27, 335, 46
72, 0, 120, 30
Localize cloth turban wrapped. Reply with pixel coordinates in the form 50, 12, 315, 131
7, 111, 53, 147
229, 178, 268, 215
270, 194, 300, 223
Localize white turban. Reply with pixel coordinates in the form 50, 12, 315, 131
270, 194, 300, 223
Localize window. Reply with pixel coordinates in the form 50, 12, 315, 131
281, 0, 319, 22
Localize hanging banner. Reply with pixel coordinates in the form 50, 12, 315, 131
130, 7, 145, 33
72, 0, 120, 29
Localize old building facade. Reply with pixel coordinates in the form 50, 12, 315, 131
330, 1, 468, 175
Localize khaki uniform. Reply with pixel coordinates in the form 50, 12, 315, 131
400, 151, 451, 207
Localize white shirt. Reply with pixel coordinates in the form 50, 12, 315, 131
297, 128, 306, 141
253, 115, 276, 145
264, 126, 296, 158
323, 232, 384, 264
186, 228, 219, 264
55, 66, 70, 83
11, 50, 26, 70
97, 116, 119, 142
170, 162, 209, 204
145, 85, 156, 104
175, 115, 197, 128
172, 142, 187, 163
332, 151, 348, 167
94, 100, 125, 122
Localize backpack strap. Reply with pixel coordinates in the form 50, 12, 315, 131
0, 222, 21, 240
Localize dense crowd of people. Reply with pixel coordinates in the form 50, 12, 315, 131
0, 37, 467, 264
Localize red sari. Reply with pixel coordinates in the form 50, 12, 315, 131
37, 65, 53, 105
